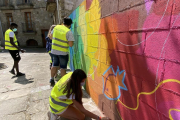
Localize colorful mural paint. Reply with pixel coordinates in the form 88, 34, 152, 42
69, 0, 180, 119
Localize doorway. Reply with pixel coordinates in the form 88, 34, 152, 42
41, 29, 49, 48
26, 39, 38, 46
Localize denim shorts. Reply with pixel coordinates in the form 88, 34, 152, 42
53, 54, 69, 69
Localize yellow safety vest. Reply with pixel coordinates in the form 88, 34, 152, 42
48, 51, 52, 63
5, 29, 18, 50
49, 72, 73, 114
52, 25, 70, 53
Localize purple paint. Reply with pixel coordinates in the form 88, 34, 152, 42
171, 110, 180, 120
145, 0, 153, 15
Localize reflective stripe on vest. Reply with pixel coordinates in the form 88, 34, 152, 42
49, 72, 73, 114
52, 25, 70, 53
50, 105, 59, 113
52, 43, 68, 49
5, 29, 18, 50
5, 40, 18, 44
53, 37, 68, 43
50, 96, 69, 107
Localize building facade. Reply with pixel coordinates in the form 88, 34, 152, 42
0, 0, 53, 47
46, 0, 83, 25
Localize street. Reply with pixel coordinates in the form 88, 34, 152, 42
0, 48, 102, 120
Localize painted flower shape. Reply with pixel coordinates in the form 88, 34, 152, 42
102, 65, 128, 101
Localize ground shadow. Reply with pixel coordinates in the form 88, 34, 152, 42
82, 88, 90, 99
0, 63, 8, 70
12, 75, 34, 85
1, 48, 47, 53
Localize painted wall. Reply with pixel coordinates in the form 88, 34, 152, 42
69, 0, 180, 119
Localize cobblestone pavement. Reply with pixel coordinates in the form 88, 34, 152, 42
0, 48, 102, 120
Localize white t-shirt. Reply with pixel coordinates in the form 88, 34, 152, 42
9, 32, 14, 38
58, 94, 75, 100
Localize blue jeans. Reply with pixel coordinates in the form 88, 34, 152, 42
53, 54, 69, 69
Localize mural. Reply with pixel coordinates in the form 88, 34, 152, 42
69, 0, 180, 119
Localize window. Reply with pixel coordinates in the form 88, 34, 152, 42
6, 13, 13, 26
24, 0, 30, 3
4, 0, 9, 6
25, 12, 32, 31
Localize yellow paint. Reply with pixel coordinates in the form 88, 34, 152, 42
100, 35, 108, 49
89, 0, 97, 9
82, 0, 101, 79
79, 1, 86, 15
169, 109, 180, 120
115, 79, 180, 110
116, 107, 123, 120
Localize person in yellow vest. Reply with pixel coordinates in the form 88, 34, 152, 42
50, 18, 74, 86
5, 23, 25, 77
49, 69, 110, 120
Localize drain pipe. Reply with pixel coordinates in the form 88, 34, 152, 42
56, 0, 60, 24
0, 17, 4, 48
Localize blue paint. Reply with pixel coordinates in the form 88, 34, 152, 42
72, 10, 76, 20
69, 47, 75, 71
102, 65, 128, 100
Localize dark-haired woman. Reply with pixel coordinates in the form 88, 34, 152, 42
49, 69, 110, 120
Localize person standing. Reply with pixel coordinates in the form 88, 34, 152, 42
50, 18, 74, 86
46, 25, 56, 70
5, 23, 25, 77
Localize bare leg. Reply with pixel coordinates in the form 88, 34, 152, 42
55, 66, 60, 78
51, 66, 58, 78
9, 60, 16, 75
14, 60, 20, 74
60, 68, 66, 77
59, 105, 85, 120
11, 61, 15, 71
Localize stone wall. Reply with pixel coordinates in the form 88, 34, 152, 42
72, 0, 84, 11
0, 0, 53, 47
69, 0, 180, 119
52, 0, 84, 24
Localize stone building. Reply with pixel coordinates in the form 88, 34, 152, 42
46, 0, 83, 25
0, 0, 54, 47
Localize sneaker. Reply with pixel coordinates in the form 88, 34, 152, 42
9, 70, 15, 75
16, 72, 25, 77
50, 79, 55, 87
47, 111, 58, 120
54, 75, 62, 81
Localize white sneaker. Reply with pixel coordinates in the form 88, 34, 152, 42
47, 111, 58, 120
50, 113, 58, 120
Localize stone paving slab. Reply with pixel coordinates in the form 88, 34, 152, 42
30, 89, 51, 102
27, 100, 48, 115
0, 48, 103, 120
30, 111, 49, 120
0, 88, 8, 93
0, 96, 28, 116
0, 88, 30, 102
0, 112, 26, 120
